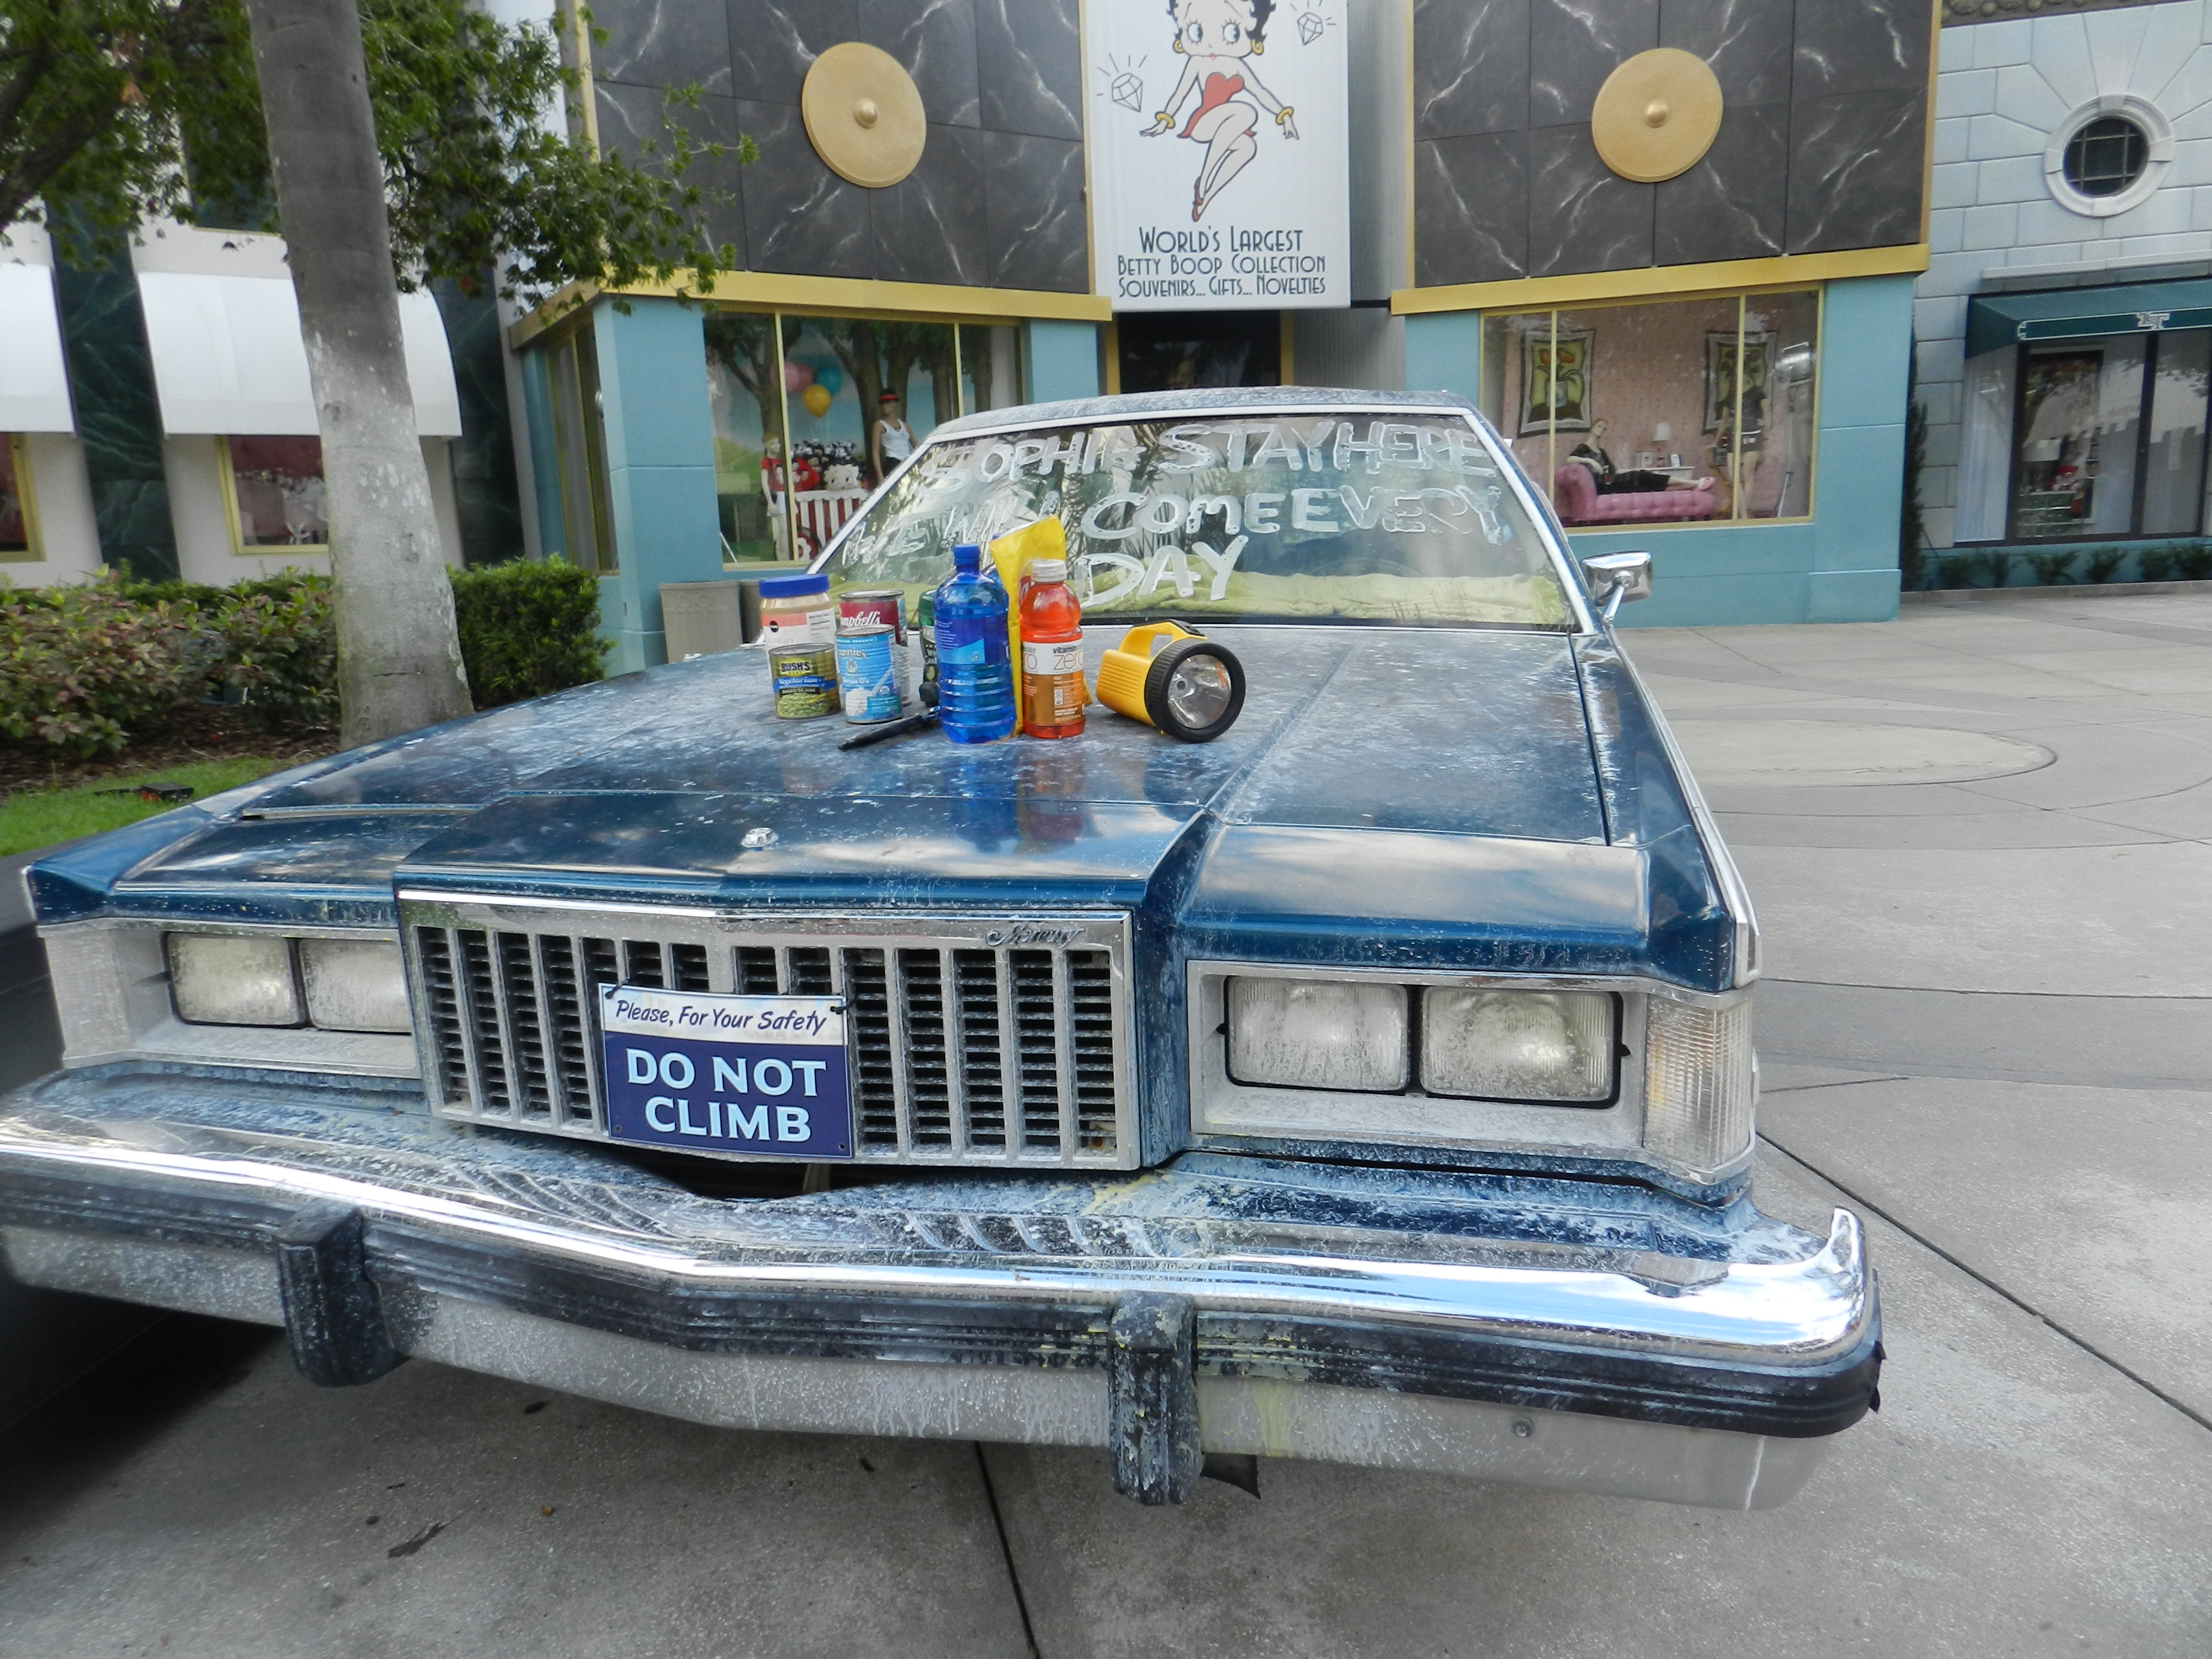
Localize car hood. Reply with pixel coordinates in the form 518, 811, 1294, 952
29, 627, 1731, 988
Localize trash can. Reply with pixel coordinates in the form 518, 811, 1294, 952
659, 581, 743, 660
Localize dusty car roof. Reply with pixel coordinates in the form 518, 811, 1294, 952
928, 385, 1481, 440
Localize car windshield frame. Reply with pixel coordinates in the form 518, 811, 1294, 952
810, 399, 1599, 635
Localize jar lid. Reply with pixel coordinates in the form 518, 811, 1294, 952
758, 572, 829, 598
1029, 558, 1067, 582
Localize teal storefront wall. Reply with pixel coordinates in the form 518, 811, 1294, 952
1404, 274, 1914, 627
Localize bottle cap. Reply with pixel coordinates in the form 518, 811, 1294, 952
952, 542, 981, 570
1028, 558, 1067, 582
758, 572, 828, 598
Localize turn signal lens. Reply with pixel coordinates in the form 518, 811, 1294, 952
1227, 978, 1408, 1092
300, 938, 413, 1034
1642, 998, 1756, 1179
1421, 989, 1614, 1102
166, 933, 303, 1027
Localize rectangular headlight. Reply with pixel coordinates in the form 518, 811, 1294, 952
166, 934, 302, 1027
1642, 998, 1756, 1177
300, 938, 412, 1034
1421, 989, 1614, 1103
1228, 978, 1408, 1092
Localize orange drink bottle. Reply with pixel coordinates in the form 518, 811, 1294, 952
1019, 558, 1086, 739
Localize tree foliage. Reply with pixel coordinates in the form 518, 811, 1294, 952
0, 0, 747, 298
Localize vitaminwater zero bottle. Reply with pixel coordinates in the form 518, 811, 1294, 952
933, 544, 1016, 743
1020, 557, 1086, 739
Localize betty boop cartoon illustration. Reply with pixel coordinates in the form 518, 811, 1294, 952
1141, 0, 1298, 222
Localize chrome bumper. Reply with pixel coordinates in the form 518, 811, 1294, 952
0, 1066, 1880, 1508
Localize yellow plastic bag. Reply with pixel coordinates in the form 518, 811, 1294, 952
987, 517, 1070, 724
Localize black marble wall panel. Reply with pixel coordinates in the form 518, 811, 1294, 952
1530, 0, 1658, 128
591, 0, 1082, 291
1528, 127, 1653, 276
1416, 133, 1528, 286
1417, 0, 1529, 139
973, 0, 1081, 141
861, 0, 981, 128
1661, 0, 1791, 103
1654, 100, 1787, 263
872, 124, 988, 285
1793, 0, 1927, 99
431, 278, 525, 566
1787, 88, 1926, 254
596, 82, 751, 266
52, 246, 176, 580
595, 0, 733, 97
1412, 0, 1931, 287
985, 132, 1086, 294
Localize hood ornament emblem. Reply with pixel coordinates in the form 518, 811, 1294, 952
741, 827, 778, 849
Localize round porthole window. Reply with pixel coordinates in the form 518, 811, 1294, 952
2047, 98, 2172, 217
2063, 117, 2148, 198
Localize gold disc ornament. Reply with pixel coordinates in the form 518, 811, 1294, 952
802, 43, 927, 189
1590, 49, 1723, 184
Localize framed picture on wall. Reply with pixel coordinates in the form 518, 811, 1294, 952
1704, 331, 1770, 442
1518, 329, 1594, 436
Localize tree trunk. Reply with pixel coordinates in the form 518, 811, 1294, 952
242, 0, 472, 747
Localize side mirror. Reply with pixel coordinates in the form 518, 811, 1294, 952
1580, 550, 1653, 621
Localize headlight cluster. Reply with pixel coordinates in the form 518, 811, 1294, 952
166, 933, 411, 1034
1215, 973, 1756, 1182
1228, 978, 1618, 1104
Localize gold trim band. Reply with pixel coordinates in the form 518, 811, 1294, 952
1391, 243, 1930, 316
511, 271, 1111, 348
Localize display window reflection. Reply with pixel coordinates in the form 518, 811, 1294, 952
224, 436, 327, 551
1, 435, 38, 561
704, 311, 1023, 565
1480, 290, 1819, 530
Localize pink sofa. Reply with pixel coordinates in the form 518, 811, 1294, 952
1552, 463, 1720, 526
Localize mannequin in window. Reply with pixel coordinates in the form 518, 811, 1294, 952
1565, 420, 1712, 494
874, 391, 916, 482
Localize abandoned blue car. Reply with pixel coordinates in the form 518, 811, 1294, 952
0, 389, 1877, 1507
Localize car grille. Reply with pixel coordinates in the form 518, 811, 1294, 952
398, 894, 1135, 1168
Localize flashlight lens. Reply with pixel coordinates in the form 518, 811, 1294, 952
1166, 655, 1234, 727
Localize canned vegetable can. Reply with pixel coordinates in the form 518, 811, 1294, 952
769, 643, 839, 719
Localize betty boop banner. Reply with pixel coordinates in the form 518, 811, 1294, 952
1084, 0, 1350, 312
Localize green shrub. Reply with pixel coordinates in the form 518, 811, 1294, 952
212, 576, 339, 728
2083, 547, 2125, 584
2137, 547, 2177, 583
2026, 551, 2076, 585
0, 574, 204, 756
1943, 551, 2007, 588
448, 558, 607, 707
2177, 544, 2212, 582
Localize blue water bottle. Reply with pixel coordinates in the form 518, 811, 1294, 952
932, 543, 1016, 744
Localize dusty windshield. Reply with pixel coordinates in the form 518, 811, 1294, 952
821, 414, 1573, 628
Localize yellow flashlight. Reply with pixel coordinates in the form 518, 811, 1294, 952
1094, 622, 1246, 743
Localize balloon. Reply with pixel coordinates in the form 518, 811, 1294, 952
813, 363, 843, 397
783, 360, 813, 393
801, 383, 833, 419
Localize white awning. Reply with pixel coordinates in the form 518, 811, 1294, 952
0, 263, 76, 432
138, 272, 462, 437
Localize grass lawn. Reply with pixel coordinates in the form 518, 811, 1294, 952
0, 757, 295, 859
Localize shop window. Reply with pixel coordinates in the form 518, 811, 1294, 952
1117, 310, 1281, 393
223, 436, 327, 551
1, 435, 39, 561
545, 324, 615, 573
1480, 291, 1818, 530
703, 310, 1021, 565
1987, 329, 2211, 544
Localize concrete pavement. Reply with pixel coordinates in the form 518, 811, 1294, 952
3, 589, 2208, 1656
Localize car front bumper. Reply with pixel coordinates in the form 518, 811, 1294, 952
0, 1066, 1879, 1508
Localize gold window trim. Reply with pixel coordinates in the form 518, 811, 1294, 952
219, 435, 330, 559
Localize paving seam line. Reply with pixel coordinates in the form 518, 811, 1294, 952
973, 1444, 1041, 1659
1755, 1134, 2212, 1437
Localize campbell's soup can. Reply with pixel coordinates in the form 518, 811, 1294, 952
838, 589, 906, 642
834, 624, 902, 723
769, 643, 838, 720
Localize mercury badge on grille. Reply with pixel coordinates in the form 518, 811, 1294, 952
598, 983, 853, 1159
